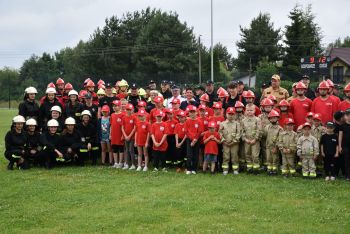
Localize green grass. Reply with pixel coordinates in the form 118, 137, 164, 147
0, 109, 350, 233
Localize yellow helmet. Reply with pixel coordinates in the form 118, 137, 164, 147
138, 88, 146, 96
112, 88, 117, 94
97, 88, 106, 95
118, 79, 128, 87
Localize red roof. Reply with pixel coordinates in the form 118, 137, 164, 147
330, 48, 350, 66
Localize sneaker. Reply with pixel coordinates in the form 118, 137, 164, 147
111, 163, 118, 168
153, 168, 158, 172
122, 165, 129, 170
129, 165, 136, 170
142, 167, 148, 172
325, 176, 330, 181
191, 171, 196, 175
223, 171, 228, 176
162, 168, 168, 172
330, 176, 336, 181
136, 166, 142, 171
233, 170, 239, 175
186, 171, 191, 175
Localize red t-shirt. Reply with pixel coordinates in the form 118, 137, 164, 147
289, 97, 312, 127
135, 121, 150, 147
311, 96, 337, 124
199, 116, 209, 132
151, 122, 168, 151
203, 131, 221, 155
174, 122, 186, 139
150, 107, 164, 123
110, 112, 125, 145
338, 100, 350, 112
166, 118, 178, 135
279, 112, 294, 128
122, 114, 136, 139
330, 95, 341, 110
209, 115, 225, 131
185, 118, 204, 141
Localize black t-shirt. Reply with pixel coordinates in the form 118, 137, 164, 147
320, 133, 338, 155
98, 96, 118, 111
340, 123, 350, 147
223, 94, 246, 110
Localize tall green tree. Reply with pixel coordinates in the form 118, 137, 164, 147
235, 12, 282, 71
328, 36, 350, 48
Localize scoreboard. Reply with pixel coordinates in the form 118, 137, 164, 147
300, 56, 331, 75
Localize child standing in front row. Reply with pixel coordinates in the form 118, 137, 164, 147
320, 122, 339, 181
99, 105, 112, 165
203, 121, 221, 174
151, 110, 168, 172
174, 110, 187, 172
110, 100, 125, 168
121, 104, 136, 170
134, 109, 150, 171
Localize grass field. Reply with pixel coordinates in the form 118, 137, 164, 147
0, 109, 349, 233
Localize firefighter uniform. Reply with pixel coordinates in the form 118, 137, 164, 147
297, 135, 319, 177
219, 118, 241, 172
242, 116, 262, 171
77, 122, 99, 165
311, 124, 326, 174
262, 86, 289, 103
4, 129, 28, 169
259, 112, 270, 167
278, 130, 298, 175
264, 123, 283, 173
39, 131, 61, 169
235, 113, 245, 167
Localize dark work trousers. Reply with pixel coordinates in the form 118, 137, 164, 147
153, 150, 166, 169
175, 139, 186, 167
324, 154, 336, 177
335, 154, 346, 177
343, 147, 350, 178
186, 139, 199, 171
37, 150, 56, 169
166, 135, 176, 166
79, 144, 99, 166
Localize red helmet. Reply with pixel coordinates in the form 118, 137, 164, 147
138, 101, 147, 107
295, 82, 306, 90
279, 100, 289, 107
285, 118, 295, 125
126, 104, 134, 110
344, 83, 350, 92
64, 83, 73, 90
84, 78, 91, 85
153, 96, 164, 104
56, 78, 65, 85
112, 100, 121, 106
326, 79, 334, 88
226, 107, 235, 114
318, 81, 330, 90
267, 94, 277, 102
198, 104, 207, 110
268, 109, 280, 118
243, 90, 255, 98
208, 121, 217, 129
234, 101, 245, 108
302, 122, 312, 129
101, 105, 110, 113
306, 112, 314, 118
97, 79, 105, 86
200, 93, 210, 102
261, 98, 274, 106
313, 113, 322, 121
86, 80, 95, 87
79, 90, 88, 98
218, 88, 228, 98
47, 82, 56, 88
213, 102, 222, 109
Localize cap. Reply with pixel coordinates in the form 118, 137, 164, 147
126, 104, 134, 110
198, 104, 207, 110
261, 83, 269, 89
212, 102, 222, 109
171, 98, 181, 104
171, 85, 180, 90
105, 83, 113, 88
285, 118, 295, 125
302, 75, 310, 80
84, 92, 92, 99
226, 107, 235, 114
112, 100, 121, 106
154, 109, 164, 117
161, 80, 168, 85
138, 100, 147, 107
326, 121, 335, 128
302, 122, 312, 129
208, 121, 217, 128
187, 105, 197, 112
130, 83, 138, 89
313, 113, 322, 121
137, 109, 147, 116
306, 112, 314, 118
206, 80, 214, 85
177, 111, 187, 117
237, 80, 244, 85
271, 74, 281, 81
153, 96, 164, 103
149, 80, 156, 84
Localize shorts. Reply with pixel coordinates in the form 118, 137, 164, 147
100, 139, 110, 144
112, 145, 124, 153
204, 154, 217, 162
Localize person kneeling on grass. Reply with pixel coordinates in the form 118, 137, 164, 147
59, 117, 82, 165
202, 121, 221, 174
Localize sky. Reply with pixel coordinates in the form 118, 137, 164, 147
0, 0, 349, 69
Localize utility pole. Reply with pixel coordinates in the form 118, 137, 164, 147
248, 57, 252, 88
8, 74, 11, 109
210, 0, 214, 83
198, 35, 202, 84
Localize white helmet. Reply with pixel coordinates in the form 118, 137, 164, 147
81, 110, 91, 117
65, 117, 76, 125
50, 105, 62, 113
13, 115, 26, 123
68, 90, 79, 96
25, 87, 38, 94
46, 87, 56, 94
47, 119, 59, 127
26, 118, 37, 126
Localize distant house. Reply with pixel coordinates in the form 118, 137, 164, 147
234, 74, 256, 88
328, 47, 350, 84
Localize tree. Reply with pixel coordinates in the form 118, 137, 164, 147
328, 36, 350, 48
283, 4, 322, 68
256, 58, 278, 88
236, 12, 282, 71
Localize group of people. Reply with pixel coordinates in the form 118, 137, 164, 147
4, 74, 350, 181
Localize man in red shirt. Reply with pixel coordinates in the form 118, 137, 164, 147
289, 82, 312, 127
338, 83, 350, 111
185, 105, 204, 174
311, 81, 337, 124
327, 79, 341, 109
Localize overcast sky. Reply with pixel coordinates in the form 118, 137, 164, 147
0, 0, 349, 69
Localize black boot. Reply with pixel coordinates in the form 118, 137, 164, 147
7, 162, 14, 170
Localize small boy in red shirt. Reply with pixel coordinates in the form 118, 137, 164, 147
174, 110, 187, 172
165, 108, 178, 167
121, 104, 136, 170
135, 109, 150, 171
184, 105, 203, 175
198, 104, 209, 167
151, 109, 168, 172
110, 100, 125, 168
209, 102, 225, 170
203, 121, 221, 174
150, 96, 164, 123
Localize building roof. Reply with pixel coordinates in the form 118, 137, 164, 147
329, 47, 350, 66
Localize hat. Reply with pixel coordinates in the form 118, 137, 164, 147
285, 118, 295, 125
313, 113, 322, 121
177, 111, 186, 117
171, 85, 180, 90
198, 104, 207, 110
213, 102, 222, 109
302, 122, 312, 129
161, 80, 168, 85
137, 109, 147, 116
105, 83, 113, 88
112, 100, 121, 106
84, 92, 92, 99
237, 80, 244, 85
206, 80, 214, 85
187, 105, 197, 112
171, 98, 181, 104
306, 112, 314, 118
271, 74, 281, 81
164, 108, 173, 114
126, 104, 134, 110
208, 121, 217, 128
154, 109, 164, 117
261, 83, 269, 89
138, 100, 147, 107
149, 80, 156, 84
226, 107, 235, 114
153, 96, 164, 103
302, 75, 310, 80
130, 83, 138, 89
326, 121, 335, 128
